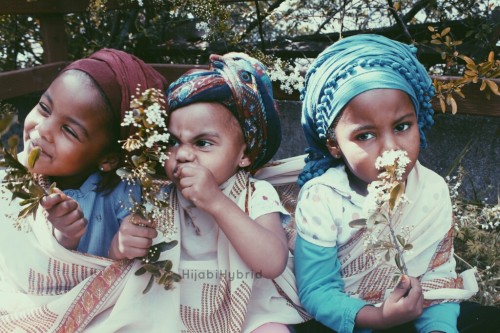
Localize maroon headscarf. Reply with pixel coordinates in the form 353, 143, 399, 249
62, 48, 167, 140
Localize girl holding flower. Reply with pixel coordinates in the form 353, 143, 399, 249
117, 52, 330, 332
21, 48, 167, 258
294, 34, 490, 333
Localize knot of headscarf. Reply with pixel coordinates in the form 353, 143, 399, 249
167, 52, 281, 171
62, 48, 168, 140
299, 34, 435, 186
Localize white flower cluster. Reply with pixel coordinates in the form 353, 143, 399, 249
195, 21, 210, 40
364, 150, 410, 216
375, 149, 410, 181
267, 57, 307, 95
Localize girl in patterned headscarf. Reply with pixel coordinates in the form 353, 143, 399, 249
150, 52, 309, 332
294, 34, 480, 333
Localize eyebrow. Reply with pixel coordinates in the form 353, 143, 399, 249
352, 112, 414, 132
168, 130, 220, 142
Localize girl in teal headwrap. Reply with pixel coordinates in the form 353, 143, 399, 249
294, 34, 481, 333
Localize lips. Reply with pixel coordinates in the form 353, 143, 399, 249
28, 139, 52, 159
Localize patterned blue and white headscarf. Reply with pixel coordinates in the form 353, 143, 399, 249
167, 52, 281, 171
299, 34, 435, 186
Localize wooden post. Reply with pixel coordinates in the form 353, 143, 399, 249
38, 14, 69, 63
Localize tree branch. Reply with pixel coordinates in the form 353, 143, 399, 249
387, 0, 413, 43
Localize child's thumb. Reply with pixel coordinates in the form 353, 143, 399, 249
391, 275, 411, 300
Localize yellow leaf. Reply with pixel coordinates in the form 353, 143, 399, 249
461, 55, 475, 65
389, 183, 404, 211
485, 79, 500, 95
488, 51, 494, 63
7, 135, 19, 150
480, 80, 487, 91
431, 40, 442, 45
394, 1, 400, 11
439, 97, 446, 113
28, 147, 41, 169
450, 97, 458, 114
441, 27, 451, 37
428, 26, 435, 32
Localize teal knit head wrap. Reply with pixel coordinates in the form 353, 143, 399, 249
299, 34, 435, 186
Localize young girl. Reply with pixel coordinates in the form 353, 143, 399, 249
294, 34, 484, 333
0, 49, 175, 331
20, 48, 166, 257
111, 52, 316, 332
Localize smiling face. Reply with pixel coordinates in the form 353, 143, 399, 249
328, 89, 420, 194
164, 102, 249, 186
23, 71, 114, 189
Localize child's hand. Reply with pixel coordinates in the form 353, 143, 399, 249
174, 162, 223, 212
108, 214, 158, 260
378, 275, 424, 327
41, 189, 87, 250
356, 275, 423, 329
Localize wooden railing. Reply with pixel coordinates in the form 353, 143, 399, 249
0, 0, 498, 116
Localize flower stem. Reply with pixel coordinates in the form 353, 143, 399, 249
388, 223, 408, 275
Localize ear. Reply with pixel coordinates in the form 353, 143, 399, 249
98, 153, 120, 172
239, 154, 251, 168
326, 139, 342, 159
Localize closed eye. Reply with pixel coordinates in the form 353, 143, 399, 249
62, 125, 79, 139
38, 102, 50, 116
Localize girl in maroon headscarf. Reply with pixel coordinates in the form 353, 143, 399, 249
23, 48, 167, 257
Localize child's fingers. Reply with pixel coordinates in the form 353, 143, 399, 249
60, 218, 87, 238
405, 277, 424, 307
131, 224, 158, 240
40, 192, 65, 209
389, 275, 412, 301
45, 199, 80, 220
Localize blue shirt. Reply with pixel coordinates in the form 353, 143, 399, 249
63, 172, 141, 257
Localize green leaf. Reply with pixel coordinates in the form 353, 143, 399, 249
396, 234, 406, 246
172, 273, 182, 282
12, 190, 31, 200
395, 253, 403, 272
7, 135, 19, 150
143, 263, 160, 275
28, 181, 46, 197
164, 260, 173, 271
3, 150, 26, 171
135, 267, 147, 276
18, 202, 37, 219
155, 240, 178, 253
385, 250, 391, 262
349, 218, 367, 228
142, 274, 155, 294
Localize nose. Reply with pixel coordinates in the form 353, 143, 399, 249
381, 133, 399, 152
34, 117, 54, 143
175, 144, 195, 162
